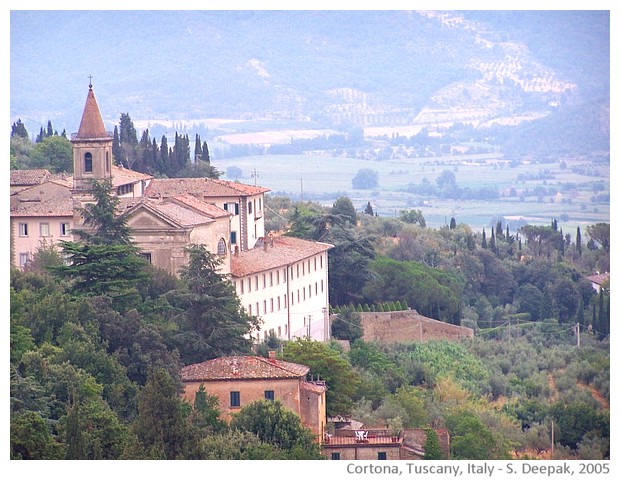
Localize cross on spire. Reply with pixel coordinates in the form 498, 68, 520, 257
88, 74, 93, 89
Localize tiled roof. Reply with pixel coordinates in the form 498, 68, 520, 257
170, 194, 232, 219
231, 236, 333, 277
180, 356, 310, 382
119, 197, 216, 228
301, 381, 327, 395
587, 272, 610, 285
74, 87, 111, 140
10, 180, 73, 217
110, 165, 152, 187
10, 169, 52, 186
145, 177, 270, 200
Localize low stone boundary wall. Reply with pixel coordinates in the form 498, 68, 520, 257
359, 310, 473, 343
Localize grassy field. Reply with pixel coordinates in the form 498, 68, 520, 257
214, 153, 610, 234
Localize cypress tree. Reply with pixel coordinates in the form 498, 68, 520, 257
481, 228, 487, 249
160, 135, 169, 176
112, 126, 122, 165
202, 141, 210, 165
194, 134, 202, 161
576, 227, 582, 257
11, 119, 29, 138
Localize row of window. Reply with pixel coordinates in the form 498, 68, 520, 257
330, 452, 388, 460
222, 198, 262, 216
246, 281, 324, 316
229, 390, 274, 408
18, 222, 70, 238
238, 255, 324, 295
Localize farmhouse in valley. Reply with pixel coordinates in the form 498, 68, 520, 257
10, 83, 333, 342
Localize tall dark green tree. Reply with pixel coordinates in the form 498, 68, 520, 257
167, 244, 260, 364
194, 134, 202, 161
53, 180, 147, 305
11, 119, 29, 138
128, 367, 199, 459
112, 126, 122, 165
576, 226, 583, 257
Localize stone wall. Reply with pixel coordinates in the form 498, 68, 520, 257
358, 310, 473, 343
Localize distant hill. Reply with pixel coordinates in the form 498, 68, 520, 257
10, 10, 609, 156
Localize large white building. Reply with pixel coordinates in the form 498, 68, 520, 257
10, 83, 333, 341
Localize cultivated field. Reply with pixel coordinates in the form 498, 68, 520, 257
214, 152, 610, 234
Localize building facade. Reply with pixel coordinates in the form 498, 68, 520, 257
9, 83, 333, 341
179, 353, 327, 440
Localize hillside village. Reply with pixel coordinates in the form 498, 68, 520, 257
9, 83, 610, 461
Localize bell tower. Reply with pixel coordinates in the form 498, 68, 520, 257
71, 79, 113, 193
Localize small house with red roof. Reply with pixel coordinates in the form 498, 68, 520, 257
179, 352, 327, 440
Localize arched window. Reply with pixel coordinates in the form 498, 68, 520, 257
217, 238, 227, 256
248, 201, 253, 214
84, 152, 93, 173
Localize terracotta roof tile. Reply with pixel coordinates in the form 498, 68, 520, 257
10, 180, 73, 217
231, 236, 333, 277
301, 381, 327, 394
74, 87, 111, 140
180, 356, 310, 382
110, 165, 152, 187
145, 177, 270, 200
169, 194, 232, 219
118, 197, 216, 228
587, 272, 610, 285
10, 169, 52, 186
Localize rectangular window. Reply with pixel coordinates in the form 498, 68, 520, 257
248, 278, 252, 292
270, 272, 273, 286
19, 253, 29, 268
256, 302, 259, 315
263, 274, 266, 288
276, 270, 280, 284
314, 257, 317, 271
270, 298, 274, 312
240, 280, 244, 294
378, 452, 387, 460
140, 252, 152, 263
248, 304, 252, 315
230, 391, 240, 408
60, 222, 70, 236
331, 453, 341, 460
39, 222, 50, 237
18, 223, 28, 237
230, 231, 237, 245
255, 276, 259, 290
264, 390, 275, 401
277, 297, 281, 310
320, 255, 323, 269
263, 300, 267, 314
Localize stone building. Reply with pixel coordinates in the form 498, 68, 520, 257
179, 352, 327, 440
9, 82, 333, 341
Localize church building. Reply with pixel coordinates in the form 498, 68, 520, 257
10, 83, 333, 342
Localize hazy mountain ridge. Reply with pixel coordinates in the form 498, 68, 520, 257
11, 10, 609, 147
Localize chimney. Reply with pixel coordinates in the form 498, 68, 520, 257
268, 350, 277, 360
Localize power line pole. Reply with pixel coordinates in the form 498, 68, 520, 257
251, 168, 259, 186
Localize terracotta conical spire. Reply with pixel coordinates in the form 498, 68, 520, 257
75, 83, 109, 139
